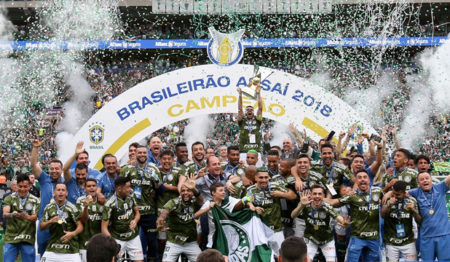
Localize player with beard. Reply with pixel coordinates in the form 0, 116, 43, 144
310, 144, 354, 198
291, 154, 328, 238
97, 154, 120, 199
245, 168, 297, 255
121, 145, 162, 262
178, 141, 207, 192
349, 139, 383, 186
2, 174, 40, 262
381, 181, 421, 261
67, 141, 101, 181
407, 172, 450, 261
30, 134, 65, 255
147, 136, 162, 166
156, 150, 182, 255
77, 178, 104, 262
102, 176, 143, 262
157, 181, 204, 262
270, 159, 298, 237
237, 84, 263, 158
221, 145, 245, 180
325, 170, 383, 262
383, 149, 418, 192
291, 185, 352, 262
40, 183, 83, 262
174, 142, 189, 168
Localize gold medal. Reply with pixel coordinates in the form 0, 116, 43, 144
87, 195, 93, 201
328, 183, 334, 188
50, 199, 55, 204
429, 209, 434, 215
58, 219, 63, 224
314, 225, 319, 230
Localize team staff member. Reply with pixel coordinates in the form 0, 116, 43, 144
326, 170, 383, 262
40, 183, 83, 262
381, 181, 421, 261
121, 145, 162, 262
408, 172, 450, 261
310, 144, 354, 197
102, 176, 143, 262
77, 178, 104, 262
2, 174, 40, 262
291, 185, 352, 262
97, 154, 120, 199
30, 134, 65, 255
156, 181, 203, 262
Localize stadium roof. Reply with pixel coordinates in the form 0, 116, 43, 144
0, 0, 449, 8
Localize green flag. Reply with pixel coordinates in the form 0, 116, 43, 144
212, 206, 273, 262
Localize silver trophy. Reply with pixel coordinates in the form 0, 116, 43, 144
241, 65, 261, 100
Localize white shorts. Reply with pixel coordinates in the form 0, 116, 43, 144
306, 240, 335, 262
41, 251, 81, 262
386, 242, 416, 262
80, 249, 86, 262
115, 235, 144, 261
162, 241, 201, 262
293, 218, 306, 238
158, 231, 167, 240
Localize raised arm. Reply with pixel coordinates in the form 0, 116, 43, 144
291, 191, 310, 218
63, 141, 85, 182
370, 140, 384, 176
30, 134, 47, 178
237, 87, 244, 122
256, 85, 262, 118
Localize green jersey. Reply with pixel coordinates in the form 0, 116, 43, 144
76, 196, 103, 249
102, 194, 139, 241
270, 174, 298, 227
157, 167, 182, 214
163, 197, 201, 245
382, 167, 418, 191
230, 180, 246, 199
3, 192, 40, 245
299, 202, 339, 245
245, 182, 290, 232
180, 160, 207, 178
42, 201, 80, 254
121, 163, 160, 215
338, 187, 383, 240
311, 160, 354, 195
383, 196, 418, 246
299, 170, 328, 191
238, 117, 262, 152
221, 162, 246, 179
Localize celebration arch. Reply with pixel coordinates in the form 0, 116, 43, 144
73, 64, 375, 170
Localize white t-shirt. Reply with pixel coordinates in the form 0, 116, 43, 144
200, 196, 240, 248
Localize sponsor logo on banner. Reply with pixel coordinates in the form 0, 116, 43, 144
207, 27, 245, 66
89, 122, 105, 146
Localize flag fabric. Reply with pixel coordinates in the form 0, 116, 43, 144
212, 206, 274, 262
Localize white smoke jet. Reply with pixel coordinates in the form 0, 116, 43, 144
398, 35, 450, 150
184, 115, 215, 157
419, 36, 450, 113
398, 74, 433, 150
344, 71, 397, 129
269, 122, 292, 148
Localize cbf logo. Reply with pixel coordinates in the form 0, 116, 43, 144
221, 220, 251, 262
207, 27, 245, 66
89, 122, 105, 145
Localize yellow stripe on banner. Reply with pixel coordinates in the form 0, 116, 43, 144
94, 118, 151, 170
302, 117, 338, 144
